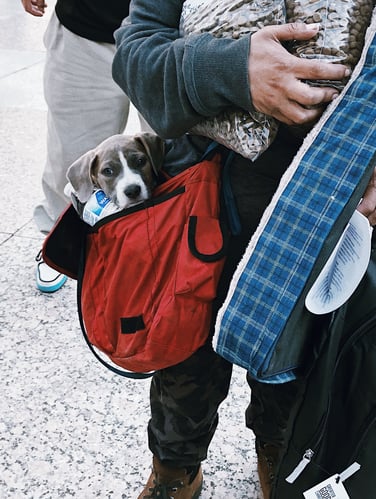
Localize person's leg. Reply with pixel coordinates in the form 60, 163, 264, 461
246, 378, 303, 448
245, 376, 304, 498
148, 344, 233, 467
34, 12, 130, 234
138, 344, 232, 498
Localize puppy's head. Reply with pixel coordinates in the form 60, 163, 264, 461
66, 133, 165, 209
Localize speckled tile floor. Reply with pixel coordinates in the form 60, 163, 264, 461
0, 1, 261, 497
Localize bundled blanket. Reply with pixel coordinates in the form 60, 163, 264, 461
213, 8, 376, 383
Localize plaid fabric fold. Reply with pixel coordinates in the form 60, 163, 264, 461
214, 12, 376, 383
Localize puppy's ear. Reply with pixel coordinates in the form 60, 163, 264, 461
66, 150, 97, 203
134, 133, 165, 175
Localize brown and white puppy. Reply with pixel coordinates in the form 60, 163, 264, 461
66, 133, 165, 209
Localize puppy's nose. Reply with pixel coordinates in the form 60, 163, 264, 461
124, 184, 141, 199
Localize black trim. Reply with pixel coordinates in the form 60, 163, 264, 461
188, 215, 229, 262
121, 316, 145, 334
88, 186, 186, 232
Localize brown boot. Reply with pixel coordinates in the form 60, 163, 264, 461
256, 440, 281, 499
138, 456, 203, 499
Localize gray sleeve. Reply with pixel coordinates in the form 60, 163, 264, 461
112, 0, 253, 139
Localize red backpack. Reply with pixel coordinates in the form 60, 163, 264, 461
43, 151, 230, 378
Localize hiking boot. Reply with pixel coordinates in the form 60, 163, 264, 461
256, 440, 281, 499
138, 456, 203, 499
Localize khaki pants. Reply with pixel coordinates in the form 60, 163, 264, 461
34, 12, 144, 233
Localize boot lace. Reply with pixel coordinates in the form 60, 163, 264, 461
144, 479, 185, 499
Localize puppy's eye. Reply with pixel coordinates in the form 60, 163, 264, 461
102, 167, 114, 177
137, 156, 147, 167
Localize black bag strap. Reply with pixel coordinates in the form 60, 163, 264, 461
202, 141, 242, 236
221, 150, 242, 236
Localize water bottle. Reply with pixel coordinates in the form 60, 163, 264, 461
82, 189, 120, 226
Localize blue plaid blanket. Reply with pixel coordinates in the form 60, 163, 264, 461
213, 13, 376, 383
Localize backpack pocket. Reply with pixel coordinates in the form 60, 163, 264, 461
77, 156, 228, 374
280, 310, 376, 497
175, 215, 228, 300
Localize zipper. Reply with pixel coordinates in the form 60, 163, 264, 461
285, 449, 315, 483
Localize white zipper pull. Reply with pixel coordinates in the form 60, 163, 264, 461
338, 462, 361, 482
285, 449, 314, 483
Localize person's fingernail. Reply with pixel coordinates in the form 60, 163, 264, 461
331, 93, 339, 100
344, 68, 351, 77
307, 23, 320, 31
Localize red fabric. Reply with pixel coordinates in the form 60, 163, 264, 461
78, 155, 226, 373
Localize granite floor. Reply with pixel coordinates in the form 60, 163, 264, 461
0, 1, 261, 497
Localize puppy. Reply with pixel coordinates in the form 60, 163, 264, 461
66, 133, 165, 209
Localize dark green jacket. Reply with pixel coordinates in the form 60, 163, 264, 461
112, 0, 253, 139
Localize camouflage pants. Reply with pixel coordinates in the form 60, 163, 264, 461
148, 343, 233, 468
148, 343, 301, 468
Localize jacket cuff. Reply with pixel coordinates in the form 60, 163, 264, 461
183, 33, 253, 116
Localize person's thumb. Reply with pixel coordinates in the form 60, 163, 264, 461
265, 22, 320, 42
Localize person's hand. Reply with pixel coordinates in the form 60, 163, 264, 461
21, 0, 47, 16
357, 168, 376, 227
248, 23, 350, 126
